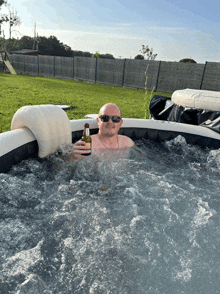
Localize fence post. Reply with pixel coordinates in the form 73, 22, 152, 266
54, 56, 56, 77
9, 54, 13, 68
72, 56, 74, 79
154, 61, 161, 92
122, 58, 126, 87
37, 55, 39, 76
95, 57, 97, 83
200, 61, 207, 90
23, 55, 25, 74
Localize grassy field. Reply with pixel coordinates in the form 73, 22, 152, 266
0, 73, 171, 133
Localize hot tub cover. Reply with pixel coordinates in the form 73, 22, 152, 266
149, 95, 220, 135
172, 89, 220, 111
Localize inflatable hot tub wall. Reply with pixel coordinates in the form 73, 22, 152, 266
1, 98, 220, 173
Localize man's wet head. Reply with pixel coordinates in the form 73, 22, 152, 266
97, 103, 123, 137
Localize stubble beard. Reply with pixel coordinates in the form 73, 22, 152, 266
104, 133, 116, 137
102, 124, 116, 136
102, 128, 117, 137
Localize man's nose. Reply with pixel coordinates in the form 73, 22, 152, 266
108, 117, 114, 123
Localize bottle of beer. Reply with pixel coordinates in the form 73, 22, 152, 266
81, 123, 91, 156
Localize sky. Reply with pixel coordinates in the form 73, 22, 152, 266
0, 0, 220, 63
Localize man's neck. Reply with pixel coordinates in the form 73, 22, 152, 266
98, 133, 119, 149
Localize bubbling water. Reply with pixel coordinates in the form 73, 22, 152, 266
1, 136, 220, 294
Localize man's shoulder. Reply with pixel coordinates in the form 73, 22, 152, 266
118, 135, 134, 147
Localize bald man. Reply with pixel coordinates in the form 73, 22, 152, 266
69, 103, 134, 160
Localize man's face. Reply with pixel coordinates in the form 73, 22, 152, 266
97, 105, 123, 137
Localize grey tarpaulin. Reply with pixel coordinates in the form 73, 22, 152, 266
149, 95, 220, 134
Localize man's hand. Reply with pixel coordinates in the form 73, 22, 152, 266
68, 140, 91, 161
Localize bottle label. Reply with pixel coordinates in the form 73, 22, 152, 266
86, 142, 91, 154
86, 129, 90, 136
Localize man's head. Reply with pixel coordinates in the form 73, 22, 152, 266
97, 103, 123, 137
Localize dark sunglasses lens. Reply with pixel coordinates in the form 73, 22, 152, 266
100, 115, 121, 123
100, 115, 109, 122
112, 116, 121, 123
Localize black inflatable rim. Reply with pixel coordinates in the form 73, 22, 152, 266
1, 118, 220, 173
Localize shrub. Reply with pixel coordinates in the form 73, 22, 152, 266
134, 54, 144, 60
179, 58, 197, 63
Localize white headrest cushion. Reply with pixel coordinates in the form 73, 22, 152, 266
11, 104, 72, 158
172, 89, 220, 111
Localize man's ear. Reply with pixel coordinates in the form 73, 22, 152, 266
96, 117, 100, 128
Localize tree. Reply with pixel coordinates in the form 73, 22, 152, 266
0, 37, 17, 50
91, 52, 115, 59
0, 35, 72, 56
99, 53, 114, 59
19, 36, 33, 50
0, 0, 7, 24
37, 35, 73, 57
92, 51, 100, 58
7, 5, 21, 38
140, 45, 157, 60
179, 58, 197, 63
134, 54, 144, 59
0, 2, 21, 38
82, 51, 92, 57
1, 33, 116, 58
0, 0, 6, 10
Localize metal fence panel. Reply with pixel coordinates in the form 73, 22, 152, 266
24, 55, 38, 76
96, 58, 125, 87
156, 62, 205, 93
74, 57, 96, 83
10, 54, 25, 73
4, 56, 220, 94
55, 56, 73, 79
123, 59, 160, 90
39, 55, 55, 77
201, 62, 220, 91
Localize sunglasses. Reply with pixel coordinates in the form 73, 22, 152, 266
99, 115, 121, 123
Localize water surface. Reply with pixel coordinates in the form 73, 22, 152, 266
1, 136, 220, 294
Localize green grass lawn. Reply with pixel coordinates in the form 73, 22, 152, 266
0, 73, 171, 133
